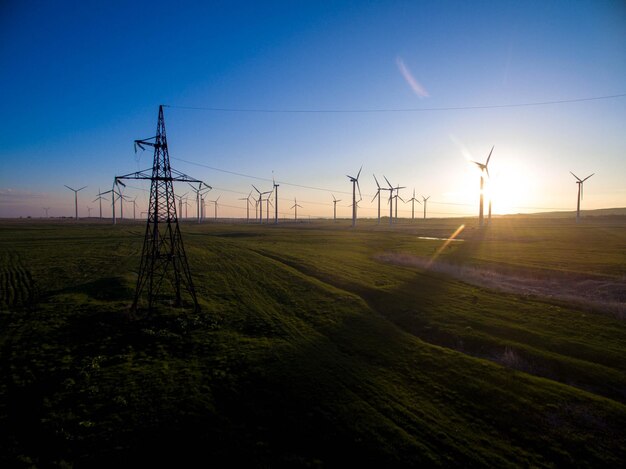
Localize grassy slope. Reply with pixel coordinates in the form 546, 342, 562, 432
0, 220, 625, 466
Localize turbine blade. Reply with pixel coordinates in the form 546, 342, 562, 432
356, 165, 362, 180
371, 191, 379, 203
252, 184, 261, 194
356, 179, 362, 200
373, 174, 381, 188
383, 175, 393, 189
570, 171, 582, 182
486, 146, 494, 166
582, 173, 594, 182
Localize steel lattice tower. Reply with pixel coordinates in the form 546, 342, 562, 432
117, 105, 207, 311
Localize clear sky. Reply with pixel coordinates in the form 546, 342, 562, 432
1, 0, 625, 219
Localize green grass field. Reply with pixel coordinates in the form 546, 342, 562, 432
1, 217, 625, 466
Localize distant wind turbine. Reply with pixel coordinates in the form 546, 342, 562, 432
372, 175, 389, 224
570, 171, 594, 223
384, 176, 394, 225
265, 189, 274, 223
93, 188, 105, 219
422, 195, 430, 219
471, 146, 494, 227
176, 192, 188, 220
346, 166, 362, 227
189, 182, 212, 223
406, 189, 421, 220
209, 195, 221, 220
64, 185, 87, 220
273, 173, 280, 224
43, 207, 51, 218
290, 198, 303, 221
332, 194, 341, 222
252, 184, 272, 224
239, 191, 253, 223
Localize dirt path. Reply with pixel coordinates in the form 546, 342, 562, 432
376, 252, 626, 319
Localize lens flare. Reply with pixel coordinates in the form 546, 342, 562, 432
426, 224, 465, 268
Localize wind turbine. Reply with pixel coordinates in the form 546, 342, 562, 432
97, 187, 119, 224
209, 195, 221, 220
131, 196, 139, 220
189, 182, 211, 223
393, 184, 405, 221
176, 192, 188, 220
332, 194, 341, 222
372, 175, 389, 225
406, 189, 421, 220
64, 185, 87, 219
87, 206, 93, 218
265, 195, 273, 223
422, 195, 430, 219
383, 176, 395, 225
252, 185, 272, 224
93, 188, 105, 219
114, 178, 129, 221
239, 191, 252, 223
43, 207, 51, 218
570, 172, 594, 223
290, 198, 303, 221
346, 166, 362, 227
272, 174, 280, 224
471, 146, 494, 227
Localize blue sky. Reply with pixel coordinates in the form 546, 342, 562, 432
1, 0, 625, 219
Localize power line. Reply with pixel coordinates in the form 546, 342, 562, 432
172, 156, 354, 195
164, 93, 626, 114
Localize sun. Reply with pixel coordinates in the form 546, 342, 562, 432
483, 158, 532, 215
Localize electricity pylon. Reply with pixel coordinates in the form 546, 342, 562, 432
117, 105, 204, 312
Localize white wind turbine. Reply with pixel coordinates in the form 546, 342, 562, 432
422, 195, 430, 219
252, 184, 272, 224
239, 191, 253, 223
332, 194, 342, 222
405, 189, 421, 220
290, 198, 303, 221
372, 175, 389, 225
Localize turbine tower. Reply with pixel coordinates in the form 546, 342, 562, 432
570, 172, 594, 223
93, 188, 105, 219
372, 175, 389, 225
422, 195, 430, 219
291, 198, 303, 221
209, 195, 221, 220
189, 183, 212, 223
332, 194, 341, 222
383, 176, 394, 225
43, 207, 51, 218
239, 191, 252, 223
406, 189, 421, 220
116, 105, 205, 312
252, 185, 272, 224
346, 166, 362, 227
273, 174, 280, 224
471, 146, 493, 227
64, 185, 87, 219
176, 192, 188, 221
